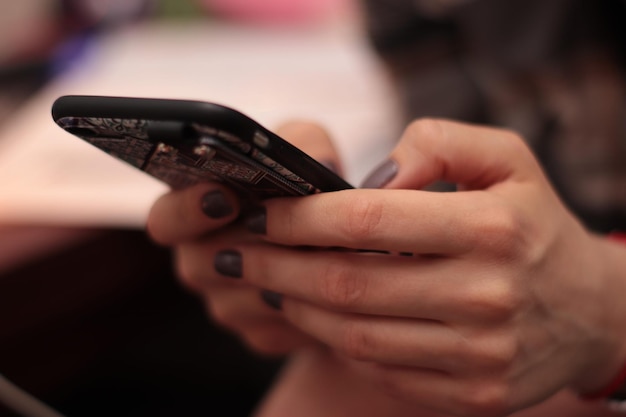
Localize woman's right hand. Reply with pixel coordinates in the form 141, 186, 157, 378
146, 122, 340, 356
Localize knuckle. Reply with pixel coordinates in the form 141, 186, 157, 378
463, 333, 519, 372
457, 380, 511, 417
475, 205, 528, 260
340, 321, 375, 360
404, 118, 449, 160
488, 340, 519, 371
463, 280, 525, 322
405, 118, 446, 144
340, 196, 385, 243
499, 129, 533, 160
318, 258, 366, 309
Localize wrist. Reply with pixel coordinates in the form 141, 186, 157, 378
577, 233, 626, 406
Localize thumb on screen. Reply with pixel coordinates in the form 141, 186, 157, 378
361, 119, 540, 191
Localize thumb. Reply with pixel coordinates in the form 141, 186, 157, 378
361, 119, 541, 190
275, 121, 344, 176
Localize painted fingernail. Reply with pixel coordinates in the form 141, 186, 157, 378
360, 159, 398, 189
246, 206, 267, 235
201, 190, 234, 219
214, 249, 242, 278
260, 290, 283, 310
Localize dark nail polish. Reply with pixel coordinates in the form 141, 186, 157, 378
201, 190, 234, 219
260, 290, 283, 310
214, 249, 242, 278
246, 206, 267, 235
360, 159, 398, 189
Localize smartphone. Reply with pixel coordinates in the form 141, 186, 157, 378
51, 95, 352, 200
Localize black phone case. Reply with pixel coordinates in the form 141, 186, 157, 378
52, 95, 353, 199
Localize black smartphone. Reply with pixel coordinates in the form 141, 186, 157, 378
51, 95, 352, 200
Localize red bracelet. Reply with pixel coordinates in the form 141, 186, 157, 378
580, 232, 626, 402
581, 362, 626, 401
610, 232, 626, 244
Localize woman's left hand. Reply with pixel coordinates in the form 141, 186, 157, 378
215, 119, 626, 417
147, 122, 341, 356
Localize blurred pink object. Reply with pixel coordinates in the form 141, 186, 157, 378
200, 0, 352, 24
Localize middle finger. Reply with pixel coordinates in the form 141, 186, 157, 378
215, 245, 509, 324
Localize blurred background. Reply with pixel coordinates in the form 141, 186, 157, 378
0, 1, 398, 416
0, 0, 362, 126
0, 0, 397, 227
2, 1, 623, 416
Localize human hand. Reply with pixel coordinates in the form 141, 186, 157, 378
215, 119, 626, 416
146, 122, 342, 355
254, 346, 619, 417
255, 347, 436, 417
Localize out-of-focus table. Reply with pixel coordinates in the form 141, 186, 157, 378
0, 17, 400, 416
0, 18, 399, 229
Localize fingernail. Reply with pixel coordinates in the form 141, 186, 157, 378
260, 290, 283, 310
214, 249, 242, 278
201, 190, 234, 219
246, 206, 267, 235
360, 159, 398, 189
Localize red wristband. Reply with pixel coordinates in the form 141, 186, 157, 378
610, 232, 626, 244
581, 362, 626, 401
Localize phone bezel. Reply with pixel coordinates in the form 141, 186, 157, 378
52, 95, 352, 193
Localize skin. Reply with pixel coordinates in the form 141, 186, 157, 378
148, 121, 335, 355
254, 348, 622, 417
147, 119, 626, 417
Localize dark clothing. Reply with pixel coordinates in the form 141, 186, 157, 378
362, 0, 626, 232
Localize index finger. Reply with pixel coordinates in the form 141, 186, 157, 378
258, 188, 508, 255
253, 119, 539, 254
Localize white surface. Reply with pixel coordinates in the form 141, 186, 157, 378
0, 20, 400, 228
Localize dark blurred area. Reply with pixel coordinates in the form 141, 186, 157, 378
0, 1, 284, 416
0, 0, 145, 125
0, 229, 282, 417
361, 0, 626, 233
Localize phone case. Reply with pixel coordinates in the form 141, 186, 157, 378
52, 95, 353, 199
